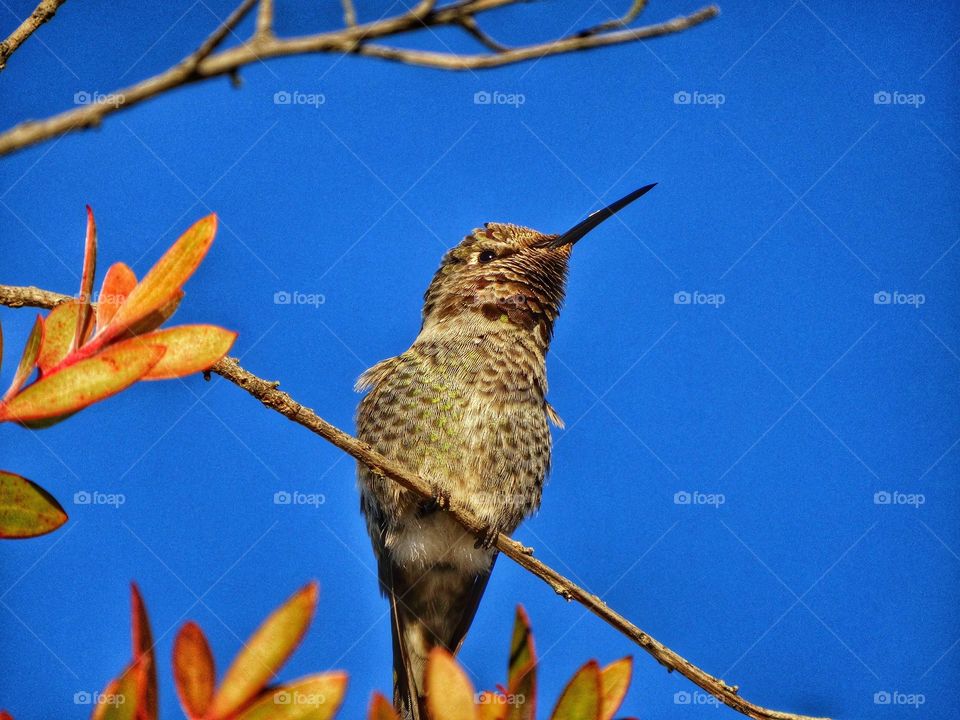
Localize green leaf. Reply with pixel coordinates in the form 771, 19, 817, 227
207, 582, 318, 719
101, 215, 217, 342
549, 661, 601, 720
599, 658, 632, 720
0, 337, 165, 423
3, 315, 42, 401
0, 470, 67, 538
426, 648, 476, 720
138, 325, 236, 380
37, 300, 81, 375
506, 605, 536, 720
236, 673, 348, 719
96, 262, 137, 330
173, 622, 215, 720
91, 659, 146, 720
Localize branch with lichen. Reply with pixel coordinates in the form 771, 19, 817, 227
0, 282, 825, 720
0, 0, 719, 157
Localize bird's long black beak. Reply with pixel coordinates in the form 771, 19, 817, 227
547, 183, 657, 248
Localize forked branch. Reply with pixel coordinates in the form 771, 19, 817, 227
0, 0, 718, 157
0, 283, 826, 720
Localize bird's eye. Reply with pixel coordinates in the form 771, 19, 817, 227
478, 250, 497, 263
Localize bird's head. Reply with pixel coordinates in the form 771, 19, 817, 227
421, 184, 656, 346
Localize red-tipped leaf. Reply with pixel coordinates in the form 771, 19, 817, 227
506, 605, 536, 720
207, 582, 318, 719
425, 648, 476, 720
73, 205, 97, 352
100, 215, 217, 342
236, 672, 348, 719
549, 661, 602, 720
369, 693, 401, 720
97, 262, 137, 330
138, 325, 236, 380
130, 584, 158, 720
3, 315, 42, 401
599, 657, 632, 720
0, 337, 165, 423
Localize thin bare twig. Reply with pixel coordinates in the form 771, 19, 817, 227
188, 0, 258, 69
255, 0, 273, 39
456, 16, 509, 53
341, 0, 358, 28
0, 0, 68, 71
0, 283, 826, 720
578, 0, 649, 37
0, 1, 719, 157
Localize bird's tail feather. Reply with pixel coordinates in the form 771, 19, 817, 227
385, 558, 496, 719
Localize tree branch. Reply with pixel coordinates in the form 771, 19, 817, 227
341, 0, 358, 28
255, 0, 273, 39
0, 1, 719, 157
0, 282, 826, 720
0, 0, 68, 71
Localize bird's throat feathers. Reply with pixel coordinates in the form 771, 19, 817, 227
420, 222, 570, 348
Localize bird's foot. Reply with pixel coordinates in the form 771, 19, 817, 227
474, 525, 499, 550
416, 486, 451, 517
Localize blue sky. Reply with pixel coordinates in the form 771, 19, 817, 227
1, 0, 958, 717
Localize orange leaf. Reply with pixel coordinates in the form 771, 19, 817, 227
101, 215, 217, 342
37, 300, 82, 375
74, 205, 97, 352
0, 469, 67, 538
97, 262, 137, 330
207, 582, 318, 719
0, 337, 164, 423
0, 710, 13, 720
124, 291, 183, 338
3, 315, 42, 401
506, 606, 536, 720
138, 325, 236, 380
477, 692, 509, 720
599, 658, 632, 720
173, 622, 215, 719
426, 648, 476, 720
549, 661, 601, 720
130, 584, 158, 720
369, 693, 401, 720
235, 672, 348, 719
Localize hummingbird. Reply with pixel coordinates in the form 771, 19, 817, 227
356, 184, 656, 718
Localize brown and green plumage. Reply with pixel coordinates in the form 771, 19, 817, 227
355, 185, 656, 719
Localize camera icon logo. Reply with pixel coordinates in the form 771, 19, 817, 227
673, 490, 692, 505
274, 91, 292, 105
674, 291, 692, 305
74, 490, 92, 505
274, 491, 292, 505
873, 291, 891, 305
474, 91, 492, 105
74, 691, 92, 705
674, 690, 692, 704
274, 290, 291, 305
873, 491, 892, 505
74, 91, 92, 105
273, 690, 293, 705
673, 90, 692, 105
874, 691, 891, 705
873, 91, 892, 105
